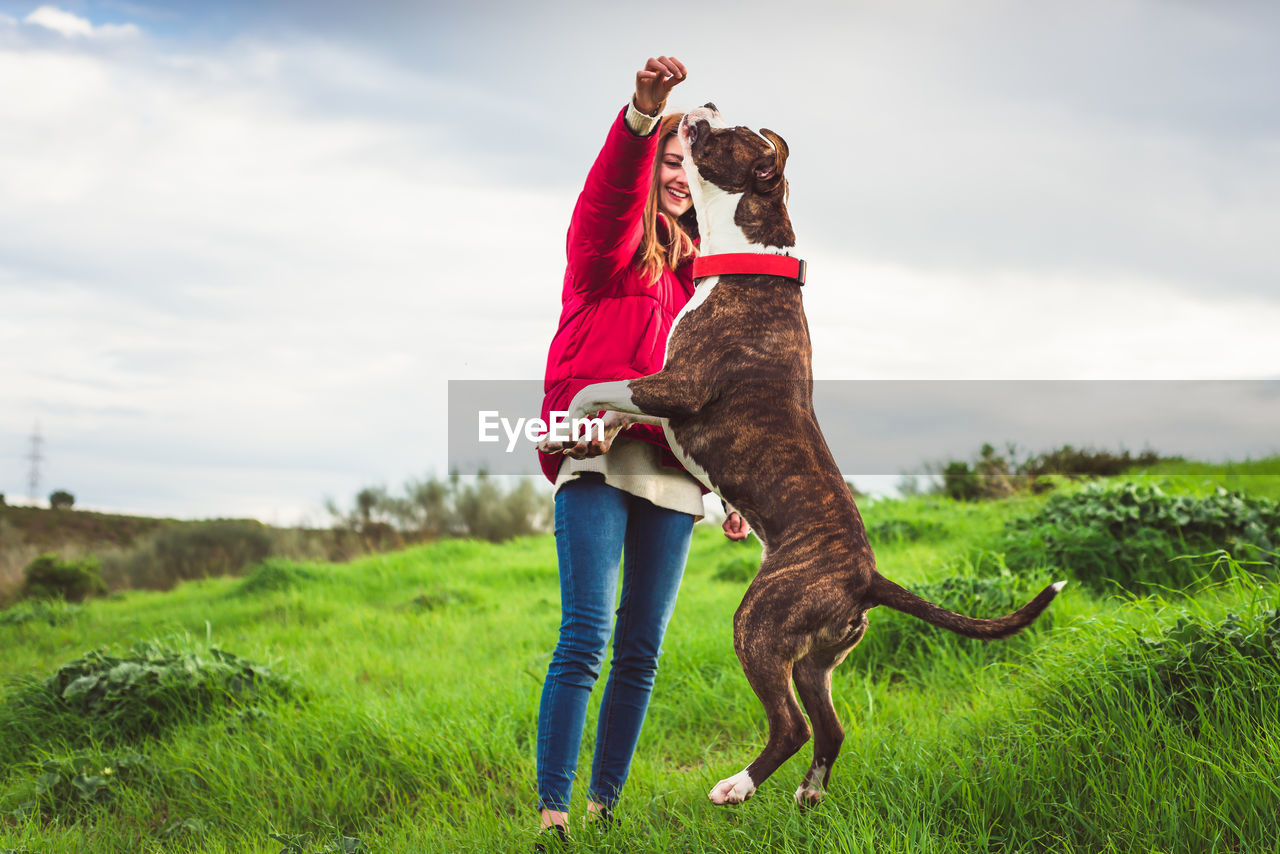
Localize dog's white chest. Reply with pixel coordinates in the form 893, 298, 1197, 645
661, 422, 715, 494
664, 275, 718, 358
660, 275, 719, 494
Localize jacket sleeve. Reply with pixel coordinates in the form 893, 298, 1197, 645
565, 106, 659, 293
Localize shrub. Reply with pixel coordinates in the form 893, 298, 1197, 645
21, 553, 107, 602
933, 444, 1174, 501
1001, 482, 1280, 593
1048, 603, 1280, 736
1125, 609, 1280, 727
938, 444, 1024, 501
49, 490, 75, 510
11, 751, 154, 821
105, 519, 274, 590
942, 460, 981, 502
42, 639, 291, 741
1021, 445, 1166, 478
0, 639, 293, 771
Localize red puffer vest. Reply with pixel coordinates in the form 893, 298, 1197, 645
538, 106, 696, 483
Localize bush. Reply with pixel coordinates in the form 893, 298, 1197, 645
940, 444, 1024, 501
1021, 446, 1165, 478
934, 444, 1174, 501
43, 639, 291, 741
1048, 602, 1280, 736
105, 519, 274, 590
1001, 482, 1280, 593
21, 554, 107, 602
13, 751, 154, 821
942, 460, 982, 502
1125, 608, 1280, 727
49, 490, 75, 510
0, 638, 294, 773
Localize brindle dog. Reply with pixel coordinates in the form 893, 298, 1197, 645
539, 104, 1064, 808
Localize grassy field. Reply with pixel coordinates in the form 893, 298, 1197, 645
2, 463, 1279, 853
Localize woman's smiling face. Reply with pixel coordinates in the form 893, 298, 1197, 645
656, 135, 691, 219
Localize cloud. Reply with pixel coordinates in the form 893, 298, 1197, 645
23, 5, 139, 39
2, 1, 1278, 520
0, 19, 565, 518
801, 250, 1280, 381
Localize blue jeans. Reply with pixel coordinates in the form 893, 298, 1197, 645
536, 474, 694, 812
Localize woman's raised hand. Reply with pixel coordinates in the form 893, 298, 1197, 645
634, 55, 688, 116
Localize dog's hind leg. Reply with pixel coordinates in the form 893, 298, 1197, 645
791, 618, 867, 808
710, 633, 811, 805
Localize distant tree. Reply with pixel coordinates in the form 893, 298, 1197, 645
0, 492, 6, 506
49, 490, 75, 510
330, 472, 550, 544
354, 487, 381, 526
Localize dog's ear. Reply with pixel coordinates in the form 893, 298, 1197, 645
753, 128, 789, 193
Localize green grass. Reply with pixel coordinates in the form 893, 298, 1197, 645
1131, 455, 1280, 500
3, 471, 1280, 852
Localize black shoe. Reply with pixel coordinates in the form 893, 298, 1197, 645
591, 806, 619, 832
533, 823, 569, 853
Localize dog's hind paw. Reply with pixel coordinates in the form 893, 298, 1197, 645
794, 784, 824, 809
708, 770, 756, 805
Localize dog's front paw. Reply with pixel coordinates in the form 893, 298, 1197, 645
708, 770, 756, 805
536, 435, 566, 455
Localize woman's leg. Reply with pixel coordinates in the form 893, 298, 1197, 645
536, 475, 629, 821
588, 494, 694, 808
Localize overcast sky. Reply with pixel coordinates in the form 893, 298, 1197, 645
2, 0, 1278, 523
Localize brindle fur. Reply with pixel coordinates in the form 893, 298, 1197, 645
545, 108, 1063, 806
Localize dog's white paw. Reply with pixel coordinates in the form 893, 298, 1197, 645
708, 770, 755, 805
794, 784, 824, 808
536, 436, 565, 455
536, 435, 593, 458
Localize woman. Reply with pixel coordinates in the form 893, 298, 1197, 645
535, 55, 748, 844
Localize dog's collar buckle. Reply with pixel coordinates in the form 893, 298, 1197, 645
692, 253, 806, 285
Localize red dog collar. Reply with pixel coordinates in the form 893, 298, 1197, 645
692, 252, 806, 285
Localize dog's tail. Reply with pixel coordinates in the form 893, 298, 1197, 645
867, 574, 1066, 640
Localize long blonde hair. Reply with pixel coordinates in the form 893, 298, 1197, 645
636, 112, 699, 285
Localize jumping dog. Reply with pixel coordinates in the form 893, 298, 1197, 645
539, 104, 1064, 807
